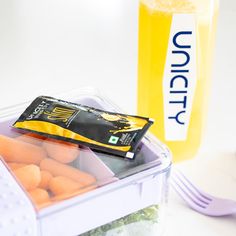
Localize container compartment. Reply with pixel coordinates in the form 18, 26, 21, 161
81, 204, 161, 236
58, 90, 170, 178
0, 118, 118, 210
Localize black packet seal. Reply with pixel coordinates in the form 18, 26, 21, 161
12, 96, 154, 159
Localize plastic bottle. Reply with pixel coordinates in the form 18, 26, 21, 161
137, 0, 219, 162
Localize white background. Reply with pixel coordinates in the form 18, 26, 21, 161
0, 0, 236, 235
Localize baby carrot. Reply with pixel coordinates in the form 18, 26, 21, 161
38, 170, 53, 189
15, 133, 45, 146
42, 139, 80, 163
51, 185, 97, 201
40, 158, 96, 186
36, 201, 53, 210
13, 164, 41, 191
7, 162, 26, 170
0, 135, 47, 164
49, 176, 84, 196
28, 188, 50, 205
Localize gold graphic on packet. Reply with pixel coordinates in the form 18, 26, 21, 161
101, 113, 148, 134
101, 113, 121, 122
44, 107, 76, 122
14, 120, 131, 152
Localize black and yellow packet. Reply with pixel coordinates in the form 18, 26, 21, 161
13, 96, 154, 159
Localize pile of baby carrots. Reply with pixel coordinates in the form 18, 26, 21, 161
0, 134, 97, 210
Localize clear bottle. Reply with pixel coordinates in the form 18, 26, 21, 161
137, 0, 219, 162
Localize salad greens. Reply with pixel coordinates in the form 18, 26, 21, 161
80, 205, 159, 236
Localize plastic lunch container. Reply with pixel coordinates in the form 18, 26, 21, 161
0, 88, 172, 236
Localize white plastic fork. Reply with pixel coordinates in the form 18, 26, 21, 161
171, 169, 236, 216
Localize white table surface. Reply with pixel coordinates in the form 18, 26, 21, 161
0, 0, 235, 235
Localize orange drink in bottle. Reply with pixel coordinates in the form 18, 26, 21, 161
137, 0, 219, 161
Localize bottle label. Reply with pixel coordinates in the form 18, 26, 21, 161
163, 14, 197, 141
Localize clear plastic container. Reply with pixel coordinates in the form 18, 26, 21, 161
0, 88, 171, 236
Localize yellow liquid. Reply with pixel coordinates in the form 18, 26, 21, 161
137, 0, 219, 162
